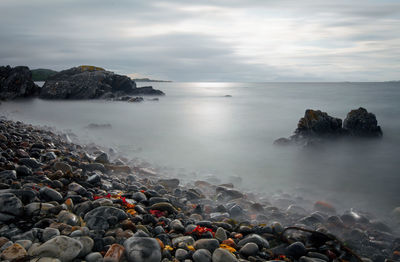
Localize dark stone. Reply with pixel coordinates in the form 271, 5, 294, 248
0, 65, 39, 100
0, 170, 17, 180
84, 206, 128, 231
295, 109, 343, 137
286, 241, 307, 259
16, 165, 32, 177
123, 237, 161, 262
343, 107, 382, 137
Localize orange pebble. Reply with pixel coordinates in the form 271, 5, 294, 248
156, 238, 164, 249
234, 233, 243, 239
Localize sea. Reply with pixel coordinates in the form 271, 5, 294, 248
1, 81, 400, 216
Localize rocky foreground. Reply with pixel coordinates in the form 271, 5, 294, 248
0, 118, 399, 262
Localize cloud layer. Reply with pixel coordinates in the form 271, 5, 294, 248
0, 0, 399, 81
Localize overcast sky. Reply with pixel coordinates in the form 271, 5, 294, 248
0, 0, 399, 81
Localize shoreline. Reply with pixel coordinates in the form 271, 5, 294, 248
0, 117, 399, 261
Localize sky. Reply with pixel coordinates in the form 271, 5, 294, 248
0, 0, 399, 81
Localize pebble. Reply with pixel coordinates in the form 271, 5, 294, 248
19, 158, 42, 169
31, 236, 83, 262
39, 187, 63, 202
0, 193, 23, 218
86, 252, 104, 262
76, 236, 94, 258
286, 241, 307, 259
123, 236, 161, 262
172, 236, 195, 247
0, 170, 17, 180
215, 227, 227, 242
54, 161, 72, 174
175, 248, 188, 260
1, 243, 27, 261
104, 243, 125, 262
84, 206, 128, 231
239, 242, 259, 257
58, 210, 80, 226
192, 249, 212, 262
194, 239, 220, 253
212, 248, 238, 262
238, 234, 270, 249
42, 228, 60, 242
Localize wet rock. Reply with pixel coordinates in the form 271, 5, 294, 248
54, 161, 72, 174
76, 236, 94, 258
343, 107, 382, 137
215, 227, 227, 242
1, 243, 27, 261
123, 236, 161, 262
149, 202, 177, 214
295, 109, 343, 137
239, 242, 259, 257
42, 227, 60, 242
0, 65, 39, 100
172, 236, 195, 247
238, 234, 269, 249
16, 165, 32, 176
299, 256, 327, 262
170, 219, 185, 232
40, 187, 63, 202
25, 202, 55, 216
175, 248, 188, 260
31, 236, 83, 262
19, 158, 42, 169
0, 193, 23, 219
0, 170, 17, 180
58, 210, 80, 226
158, 178, 180, 188
68, 182, 87, 195
95, 152, 109, 163
192, 249, 212, 262
84, 206, 128, 231
194, 239, 219, 253
87, 173, 101, 185
15, 239, 32, 250
86, 252, 104, 262
286, 241, 307, 259
104, 243, 124, 262
212, 248, 238, 262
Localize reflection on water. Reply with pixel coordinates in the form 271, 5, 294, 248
1, 81, 400, 214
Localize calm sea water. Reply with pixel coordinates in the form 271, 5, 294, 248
1, 82, 400, 214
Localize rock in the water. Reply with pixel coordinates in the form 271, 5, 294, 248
123, 236, 161, 262
295, 109, 343, 137
158, 178, 180, 188
1, 243, 27, 261
0, 65, 39, 100
31, 236, 83, 262
343, 107, 382, 137
42, 228, 60, 242
192, 249, 212, 262
212, 248, 238, 262
40, 66, 164, 100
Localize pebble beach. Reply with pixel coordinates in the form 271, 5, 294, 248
0, 118, 399, 262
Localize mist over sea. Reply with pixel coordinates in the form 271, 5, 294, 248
1, 82, 400, 215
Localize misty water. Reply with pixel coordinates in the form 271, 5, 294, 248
1, 82, 400, 217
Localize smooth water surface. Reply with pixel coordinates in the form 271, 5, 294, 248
1, 82, 400, 214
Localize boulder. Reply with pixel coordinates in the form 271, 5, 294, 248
295, 109, 343, 137
40, 65, 164, 99
123, 237, 161, 262
0, 65, 39, 100
343, 107, 382, 137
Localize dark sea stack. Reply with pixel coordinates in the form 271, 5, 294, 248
130, 86, 165, 96
0, 65, 39, 100
275, 108, 383, 145
343, 107, 383, 137
295, 109, 343, 137
40, 65, 164, 99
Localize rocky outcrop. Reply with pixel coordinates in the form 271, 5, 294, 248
275, 108, 382, 145
343, 107, 382, 137
295, 109, 344, 138
40, 66, 164, 99
0, 66, 39, 100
